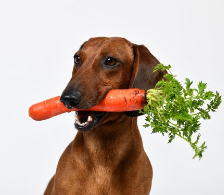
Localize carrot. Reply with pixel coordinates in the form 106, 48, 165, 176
29, 64, 222, 159
29, 89, 146, 121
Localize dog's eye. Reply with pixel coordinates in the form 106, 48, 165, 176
105, 57, 118, 66
74, 55, 81, 66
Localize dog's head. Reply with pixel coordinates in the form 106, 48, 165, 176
60, 37, 166, 131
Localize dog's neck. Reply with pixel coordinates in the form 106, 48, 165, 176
72, 113, 143, 169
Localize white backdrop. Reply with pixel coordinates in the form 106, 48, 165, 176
0, 0, 224, 194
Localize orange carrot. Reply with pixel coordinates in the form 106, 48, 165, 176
29, 89, 146, 121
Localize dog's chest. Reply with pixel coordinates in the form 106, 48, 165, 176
93, 165, 112, 185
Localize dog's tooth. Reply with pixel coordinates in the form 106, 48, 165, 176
82, 122, 88, 126
76, 120, 89, 127
87, 116, 93, 122
75, 115, 79, 120
76, 120, 80, 125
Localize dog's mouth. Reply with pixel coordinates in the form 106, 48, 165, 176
74, 111, 106, 131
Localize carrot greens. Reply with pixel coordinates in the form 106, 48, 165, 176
142, 64, 222, 159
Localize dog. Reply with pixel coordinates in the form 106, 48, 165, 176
44, 37, 166, 195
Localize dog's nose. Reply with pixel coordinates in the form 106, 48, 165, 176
60, 91, 82, 108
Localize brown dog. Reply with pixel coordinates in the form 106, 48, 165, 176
44, 37, 166, 195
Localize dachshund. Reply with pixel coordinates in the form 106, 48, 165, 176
44, 37, 166, 195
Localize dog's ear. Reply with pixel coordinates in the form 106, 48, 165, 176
124, 44, 167, 117
131, 44, 166, 91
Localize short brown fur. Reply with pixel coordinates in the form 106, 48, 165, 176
44, 37, 165, 195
